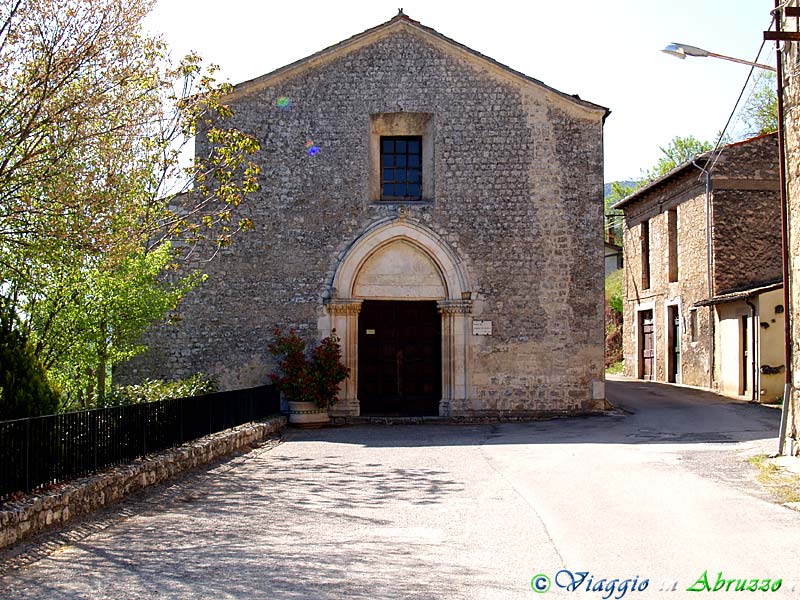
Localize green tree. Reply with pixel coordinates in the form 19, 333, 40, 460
741, 70, 778, 136
604, 269, 623, 316
604, 181, 640, 243
644, 135, 714, 181
0, 301, 59, 418
605, 181, 640, 213
0, 0, 260, 264
0, 0, 261, 410
603, 136, 713, 239
29, 244, 205, 408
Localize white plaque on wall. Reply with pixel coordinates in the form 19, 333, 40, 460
472, 320, 492, 336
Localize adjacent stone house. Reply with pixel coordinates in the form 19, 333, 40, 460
614, 133, 783, 401
122, 12, 609, 417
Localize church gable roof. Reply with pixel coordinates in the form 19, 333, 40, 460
226, 11, 609, 120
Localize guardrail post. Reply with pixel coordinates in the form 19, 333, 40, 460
180, 399, 184, 444
25, 418, 30, 493
94, 410, 98, 472
142, 405, 147, 456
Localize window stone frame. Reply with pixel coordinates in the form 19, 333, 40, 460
369, 112, 433, 202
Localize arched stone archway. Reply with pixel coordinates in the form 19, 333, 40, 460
325, 218, 473, 417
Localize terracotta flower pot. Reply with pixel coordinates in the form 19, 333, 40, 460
287, 400, 330, 428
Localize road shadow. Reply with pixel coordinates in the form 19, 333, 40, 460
0, 377, 787, 598
289, 378, 782, 448
0, 438, 514, 600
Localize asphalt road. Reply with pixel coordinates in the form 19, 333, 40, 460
1, 377, 799, 599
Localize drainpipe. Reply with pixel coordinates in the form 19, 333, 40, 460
693, 159, 715, 390
745, 298, 758, 403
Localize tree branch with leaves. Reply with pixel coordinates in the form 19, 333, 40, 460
0, 0, 262, 413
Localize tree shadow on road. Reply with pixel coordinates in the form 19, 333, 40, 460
290, 378, 783, 448
0, 440, 524, 600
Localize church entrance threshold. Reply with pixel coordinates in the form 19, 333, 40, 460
358, 300, 441, 416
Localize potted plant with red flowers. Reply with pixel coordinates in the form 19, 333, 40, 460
268, 327, 349, 427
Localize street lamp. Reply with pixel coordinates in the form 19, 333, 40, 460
661, 42, 777, 72
663, 39, 790, 455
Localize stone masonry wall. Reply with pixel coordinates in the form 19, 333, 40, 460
0, 417, 286, 549
120, 24, 606, 414
711, 189, 782, 294
710, 134, 781, 295
622, 134, 782, 391
621, 172, 713, 387
782, 4, 800, 449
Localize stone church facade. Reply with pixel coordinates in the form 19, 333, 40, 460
124, 12, 609, 417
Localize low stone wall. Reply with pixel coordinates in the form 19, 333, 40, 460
0, 416, 286, 550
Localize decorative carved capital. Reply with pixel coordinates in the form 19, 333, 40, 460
325, 300, 363, 316
437, 299, 473, 315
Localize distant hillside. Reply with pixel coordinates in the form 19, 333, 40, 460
604, 181, 638, 198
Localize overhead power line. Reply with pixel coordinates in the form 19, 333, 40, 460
706, 15, 775, 174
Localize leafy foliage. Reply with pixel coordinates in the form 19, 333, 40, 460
605, 269, 623, 316
268, 328, 349, 409
107, 373, 218, 406
741, 71, 778, 136
0, 0, 261, 264
604, 299, 623, 369
604, 181, 640, 243
0, 302, 59, 419
605, 181, 640, 212
0, 0, 261, 410
310, 335, 351, 408
644, 135, 714, 181
604, 270, 624, 369
33, 244, 206, 409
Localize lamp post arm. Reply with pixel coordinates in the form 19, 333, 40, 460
705, 51, 777, 72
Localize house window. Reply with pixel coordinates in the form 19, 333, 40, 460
667, 208, 678, 282
381, 136, 422, 200
369, 113, 433, 202
641, 220, 651, 290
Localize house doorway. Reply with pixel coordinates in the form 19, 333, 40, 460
668, 305, 681, 383
358, 300, 441, 416
740, 315, 749, 396
639, 309, 654, 380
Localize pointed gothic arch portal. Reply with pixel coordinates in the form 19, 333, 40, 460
325, 219, 473, 417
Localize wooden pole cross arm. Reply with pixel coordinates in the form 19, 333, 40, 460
764, 31, 800, 42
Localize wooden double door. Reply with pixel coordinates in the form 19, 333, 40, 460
358, 300, 441, 416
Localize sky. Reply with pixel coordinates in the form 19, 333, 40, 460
146, 0, 777, 183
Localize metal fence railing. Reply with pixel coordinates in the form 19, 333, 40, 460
0, 384, 279, 501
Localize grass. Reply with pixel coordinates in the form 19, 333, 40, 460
748, 454, 800, 505
605, 362, 624, 375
